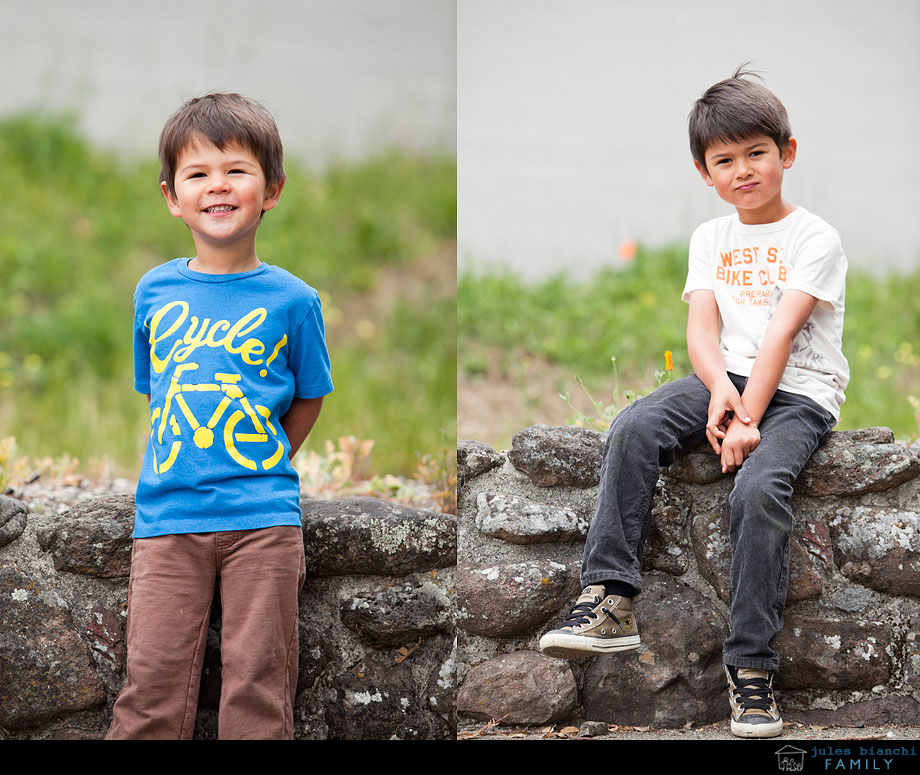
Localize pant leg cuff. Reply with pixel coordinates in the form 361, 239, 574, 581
723, 654, 780, 672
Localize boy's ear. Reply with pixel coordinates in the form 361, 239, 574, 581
782, 137, 797, 169
694, 159, 715, 187
160, 181, 184, 218
261, 179, 285, 213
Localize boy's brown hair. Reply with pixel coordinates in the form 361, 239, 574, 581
159, 92, 286, 197
688, 64, 792, 172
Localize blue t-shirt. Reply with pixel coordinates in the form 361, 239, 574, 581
132, 258, 333, 538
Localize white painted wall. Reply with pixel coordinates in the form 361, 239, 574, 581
1, 0, 456, 165
459, 0, 920, 276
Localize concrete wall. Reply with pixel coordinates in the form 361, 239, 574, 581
459, 0, 920, 277
1, 0, 456, 165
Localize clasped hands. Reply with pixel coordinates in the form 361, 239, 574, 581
706, 383, 760, 474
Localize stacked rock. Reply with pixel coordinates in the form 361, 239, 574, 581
0, 493, 456, 739
457, 426, 920, 729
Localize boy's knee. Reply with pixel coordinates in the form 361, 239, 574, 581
732, 466, 793, 505
606, 404, 653, 456
610, 399, 658, 436
729, 473, 795, 538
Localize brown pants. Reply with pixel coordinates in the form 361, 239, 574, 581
106, 526, 306, 740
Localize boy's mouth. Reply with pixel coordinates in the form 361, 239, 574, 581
736, 182, 758, 192
203, 205, 237, 213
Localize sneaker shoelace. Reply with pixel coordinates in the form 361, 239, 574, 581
730, 673, 775, 713
562, 598, 622, 630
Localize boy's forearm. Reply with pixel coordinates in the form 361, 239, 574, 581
685, 291, 732, 394
686, 289, 752, 455
687, 327, 732, 394
739, 289, 819, 426
281, 396, 324, 459
735, 331, 792, 427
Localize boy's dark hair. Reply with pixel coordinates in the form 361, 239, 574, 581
159, 93, 285, 197
689, 64, 792, 171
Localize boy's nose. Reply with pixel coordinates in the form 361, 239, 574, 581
207, 174, 231, 192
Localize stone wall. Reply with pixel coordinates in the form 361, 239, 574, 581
0, 494, 456, 740
456, 426, 920, 729
5, 425, 918, 738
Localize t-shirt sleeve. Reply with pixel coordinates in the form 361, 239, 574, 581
288, 295, 334, 399
682, 223, 714, 302
133, 290, 152, 395
784, 229, 847, 310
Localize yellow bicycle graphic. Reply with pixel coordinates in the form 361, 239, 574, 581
150, 363, 285, 474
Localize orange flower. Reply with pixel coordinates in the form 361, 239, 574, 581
665, 350, 674, 371
618, 240, 637, 261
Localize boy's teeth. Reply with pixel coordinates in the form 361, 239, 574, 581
206, 205, 234, 212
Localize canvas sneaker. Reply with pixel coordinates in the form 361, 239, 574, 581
725, 665, 784, 738
539, 584, 640, 658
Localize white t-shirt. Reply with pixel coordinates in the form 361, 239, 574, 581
682, 207, 849, 420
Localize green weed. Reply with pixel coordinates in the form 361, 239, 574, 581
559, 352, 674, 431
460, 246, 920, 440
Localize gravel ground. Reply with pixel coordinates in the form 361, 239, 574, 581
4, 470, 444, 517
4, 475, 137, 516
457, 721, 920, 774
458, 720, 920, 742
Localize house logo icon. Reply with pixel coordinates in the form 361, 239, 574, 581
776, 745, 807, 771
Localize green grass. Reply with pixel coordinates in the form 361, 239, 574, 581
0, 114, 456, 476
459, 244, 920, 440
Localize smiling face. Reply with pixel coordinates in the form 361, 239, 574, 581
161, 134, 284, 268
695, 134, 797, 225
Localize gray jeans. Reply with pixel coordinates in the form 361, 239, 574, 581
581, 373, 835, 671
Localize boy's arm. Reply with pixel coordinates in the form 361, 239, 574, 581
685, 290, 752, 454
719, 289, 819, 472
281, 396, 324, 459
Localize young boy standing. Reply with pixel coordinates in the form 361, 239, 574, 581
539, 68, 848, 739
106, 93, 333, 740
